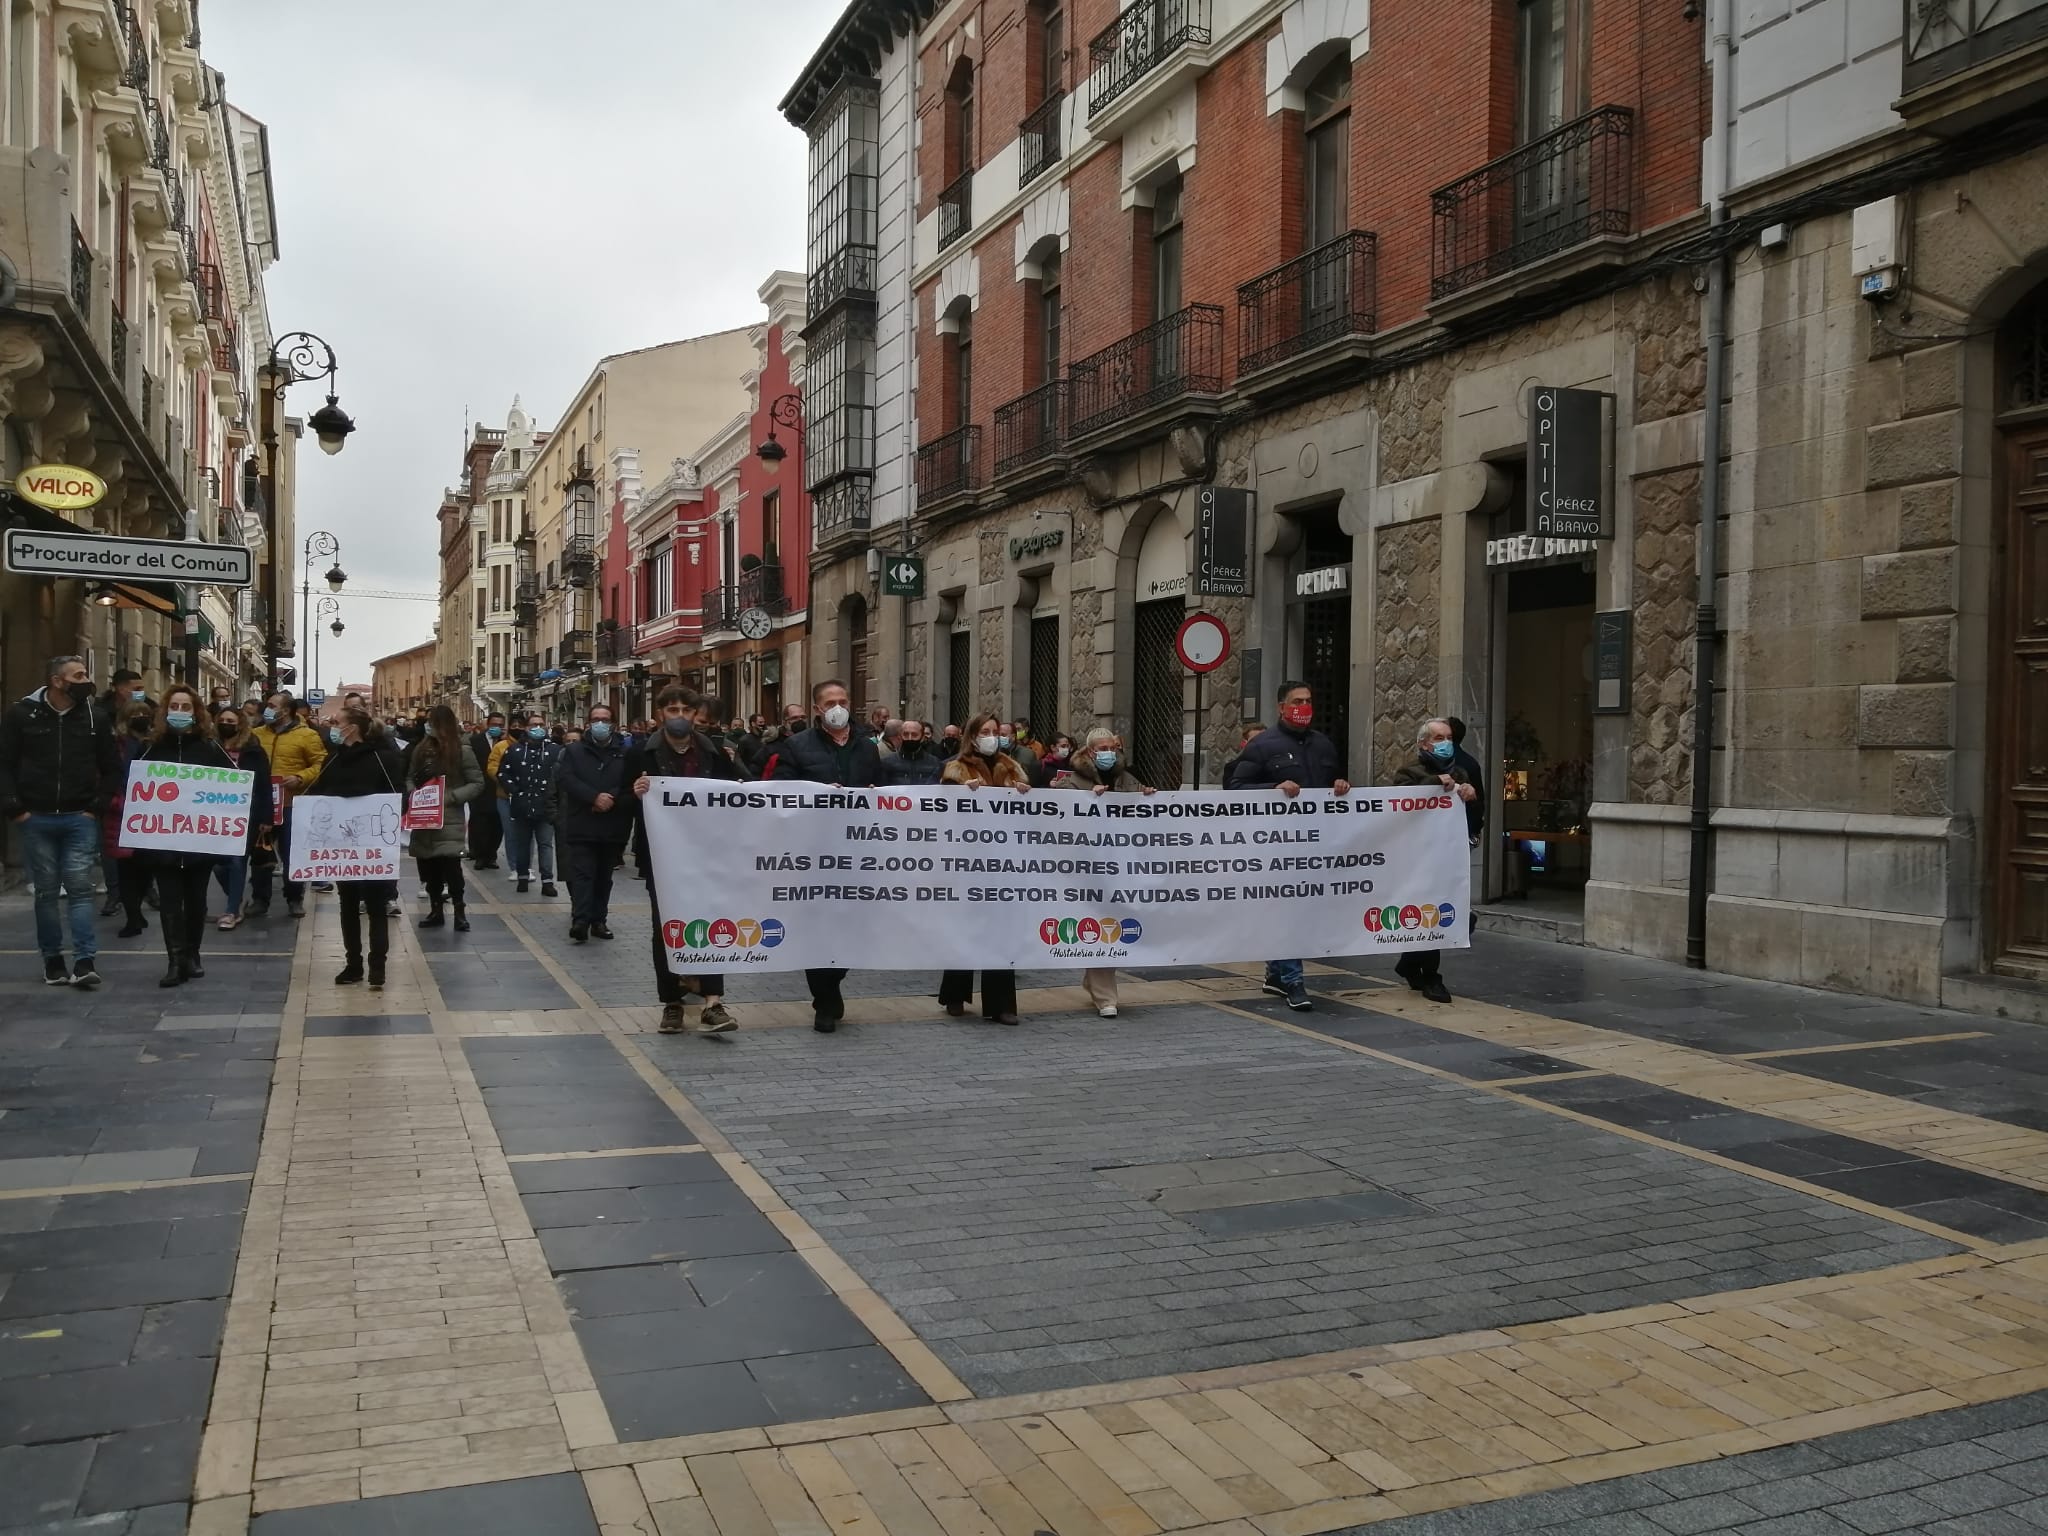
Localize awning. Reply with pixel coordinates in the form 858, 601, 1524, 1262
1, 494, 179, 615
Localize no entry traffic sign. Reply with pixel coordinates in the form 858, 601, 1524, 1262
1175, 611, 1230, 673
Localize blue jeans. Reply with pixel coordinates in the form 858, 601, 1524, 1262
505, 813, 555, 880
21, 812, 100, 963
1264, 957, 1304, 990
213, 855, 248, 919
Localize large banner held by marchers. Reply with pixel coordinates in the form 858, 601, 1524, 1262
117, 759, 255, 857
642, 778, 1470, 975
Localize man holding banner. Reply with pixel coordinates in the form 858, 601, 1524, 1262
126, 687, 245, 988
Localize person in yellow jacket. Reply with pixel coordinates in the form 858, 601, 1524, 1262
486, 729, 514, 880
250, 692, 328, 918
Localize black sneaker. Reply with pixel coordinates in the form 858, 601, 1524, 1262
43, 956, 71, 986
1420, 976, 1453, 1004
658, 1003, 687, 1034
541, 882, 557, 897
1285, 983, 1313, 1012
516, 879, 530, 894
1261, 980, 1291, 1000
334, 963, 364, 986
569, 923, 588, 943
71, 960, 101, 990
813, 1013, 837, 1033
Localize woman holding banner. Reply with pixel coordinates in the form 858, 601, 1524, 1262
136, 687, 238, 988
210, 705, 273, 932
937, 713, 1033, 1026
307, 705, 406, 989
407, 705, 486, 932
1052, 728, 1157, 1018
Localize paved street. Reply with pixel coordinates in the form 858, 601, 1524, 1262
11, 879, 2048, 1534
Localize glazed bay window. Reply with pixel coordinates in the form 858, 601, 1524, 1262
644, 541, 674, 619
806, 81, 879, 317
804, 309, 876, 490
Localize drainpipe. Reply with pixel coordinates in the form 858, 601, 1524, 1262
1686, 0, 1734, 969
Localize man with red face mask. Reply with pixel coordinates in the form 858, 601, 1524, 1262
1225, 679, 1350, 1011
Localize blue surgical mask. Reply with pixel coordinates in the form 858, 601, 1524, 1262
261, 707, 277, 724
328, 727, 343, 746
589, 721, 612, 742
486, 724, 503, 739
166, 710, 194, 731
528, 726, 547, 740
999, 735, 1014, 751
662, 716, 693, 738
1094, 750, 1119, 772
1428, 739, 1455, 764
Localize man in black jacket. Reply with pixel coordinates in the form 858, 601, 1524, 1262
466, 712, 506, 869
1224, 679, 1352, 1012
878, 719, 945, 786
772, 679, 881, 1032
559, 703, 632, 942
629, 686, 742, 1036
0, 656, 122, 987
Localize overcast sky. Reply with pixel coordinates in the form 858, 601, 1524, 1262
203, 0, 843, 694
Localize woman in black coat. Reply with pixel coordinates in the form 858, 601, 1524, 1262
300, 705, 406, 989
135, 687, 238, 988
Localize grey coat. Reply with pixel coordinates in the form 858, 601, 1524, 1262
406, 735, 487, 861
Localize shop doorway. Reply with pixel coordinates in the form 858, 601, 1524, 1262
1288, 508, 1351, 780
1132, 597, 1185, 789
1492, 557, 1596, 911
1991, 422, 2048, 976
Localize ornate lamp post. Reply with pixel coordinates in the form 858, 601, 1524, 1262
256, 331, 355, 691
313, 595, 343, 698
299, 530, 345, 689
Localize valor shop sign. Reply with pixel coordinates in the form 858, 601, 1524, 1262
14, 464, 107, 512
1527, 386, 1611, 540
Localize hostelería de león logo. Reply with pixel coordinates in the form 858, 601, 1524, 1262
1038, 915, 1143, 953
1364, 901, 1457, 939
665, 917, 786, 951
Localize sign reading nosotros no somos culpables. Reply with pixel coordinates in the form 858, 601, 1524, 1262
118, 760, 256, 857
287, 793, 403, 882
642, 779, 1471, 974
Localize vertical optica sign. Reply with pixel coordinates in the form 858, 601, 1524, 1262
1528, 386, 1611, 539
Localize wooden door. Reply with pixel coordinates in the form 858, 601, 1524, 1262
1995, 427, 2048, 973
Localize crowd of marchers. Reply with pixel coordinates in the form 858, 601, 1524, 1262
0, 656, 1479, 1029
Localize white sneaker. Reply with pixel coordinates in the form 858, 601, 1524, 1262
1098, 1005, 1118, 1019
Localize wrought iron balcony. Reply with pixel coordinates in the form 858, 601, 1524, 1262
936, 170, 972, 252
596, 629, 623, 664
196, 262, 227, 327
738, 561, 788, 615
117, 1, 145, 88
814, 479, 872, 549
1019, 91, 1064, 186
514, 598, 536, 627
1088, 0, 1210, 117
144, 93, 171, 172
563, 535, 596, 585
69, 220, 92, 319
916, 426, 983, 508
808, 242, 877, 318
994, 381, 1067, 478
1238, 231, 1379, 376
1068, 303, 1225, 438
514, 653, 539, 684
703, 585, 742, 634
110, 311, 127, 386
1904, 0, 2048, 90
1430, 106, 1635, 301
211, 316, 238, 377
559, 629, 593, 666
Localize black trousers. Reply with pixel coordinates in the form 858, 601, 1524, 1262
467, 796, 502, 866
338, 882, 392, 963
939, 970, 1017, 1017
417, 854, 466, 908
155, 862, 214, 964
806, 968, 847, 1020
1394, 950, 1443, 984
646, 883, 723, 1005
251, 811, 304, 904
566, 840, 621, 926
116, 860, 153, 926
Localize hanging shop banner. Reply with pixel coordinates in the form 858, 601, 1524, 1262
642, 779, 1471, 974
117, 759, 256, 857
1527, 385, 1611, 540
402, 778, 446, 832
287, 793, 403, 882
1195, 487, 1253, 596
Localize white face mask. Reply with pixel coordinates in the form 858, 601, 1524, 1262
821, 705, 850, 731
975, 733, 1001, 757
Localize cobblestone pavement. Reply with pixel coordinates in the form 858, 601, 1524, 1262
12, 872, 2048, 1532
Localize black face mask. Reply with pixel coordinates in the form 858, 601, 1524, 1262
900, 738, 926, 756
129, 717, 150, 735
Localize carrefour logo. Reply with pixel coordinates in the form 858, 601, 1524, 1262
665, 917, 786, 951
1364, 902, 1456, 933
1038, 916, 1143, 947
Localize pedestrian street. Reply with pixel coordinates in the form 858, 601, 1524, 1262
11, 880, 2048, 1534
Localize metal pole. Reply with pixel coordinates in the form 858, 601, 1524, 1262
259, 368, 279, 693
301, 562, 311, 697
1192, 670, 1203, 791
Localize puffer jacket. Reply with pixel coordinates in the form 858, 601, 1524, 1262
941, 749, 1032, 790
497, 737, 564, 822
770, 726, 882, 788
255, 717, 327, 795
1224, 724, 1342, 791
405, 734, 487, 861
0, 686, 122, 816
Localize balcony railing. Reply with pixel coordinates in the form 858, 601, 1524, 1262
1904, 0, 2048, 90
563, 535, 595, 585
117, 1, 145, 88
110, 311, 127, 386
1019, 91, 1064, 186
815, 479, 872, 548
1068, 303, 1225, 438
1089, 0, 1211, 116
916, 426, 983, 507
1237, 231, 1379, 375
994, 381, 1067, 477
70, 221, 91, 317
703, 585, 742, 633
739, 561, 788, 615
596, 629, 623, 664
211, 315, 238, 376
514, 654, 539, 683
936, 170, 973, 252
808, 241, 877, 317
196, 262, 227, 326
1430, 105, 1635, 301
144, 93, 171, 173
559, 629, 593, 666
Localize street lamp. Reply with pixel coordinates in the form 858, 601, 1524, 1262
755, 393, 803, 476
314, 596, 342, 696
300, 530, 343, 683
259, 330, 354, 691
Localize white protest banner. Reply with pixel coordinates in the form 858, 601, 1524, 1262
288, 793, 403, 882
117, 759, 255, 857
642, 778, 1470, 974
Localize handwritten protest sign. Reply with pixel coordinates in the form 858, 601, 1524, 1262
117, 759, 255, 857
288, 793, 403, 882
403, 777, 445, 832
